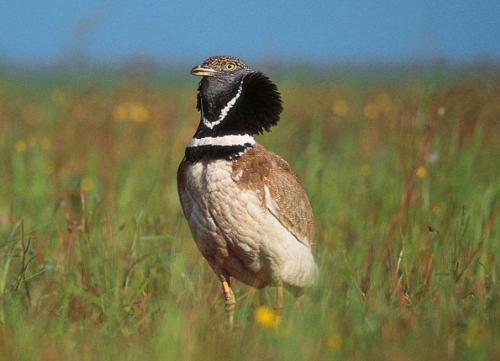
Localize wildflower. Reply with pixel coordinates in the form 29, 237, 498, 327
129, 104, 149, 123
327, 332, 343, 351
364, 93, 391, 120
363, 103, 378, 120
466, 323, 490, 347
332, 99, 349, 116
360, 164, 371, 176
416, 167, 427, 179
113, 103, 129, 122
254, 306, 278, 329
431, 205, 441, 214
15, 140, 27, 153
113, 102, 150, 123
81, 178, 93, 192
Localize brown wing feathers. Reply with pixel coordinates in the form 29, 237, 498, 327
232, 144, 316, 253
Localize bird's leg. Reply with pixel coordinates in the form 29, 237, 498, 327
221, 277, 236, 329
293, 295, 303, 309
275, 281, 284, 326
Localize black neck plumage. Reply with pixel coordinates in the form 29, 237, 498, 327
185, 71, 283, 162
184, 133, 256, 161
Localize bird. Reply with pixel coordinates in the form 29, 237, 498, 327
177, 56, 317, 328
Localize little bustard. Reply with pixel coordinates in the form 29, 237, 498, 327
177, 56, 317, 327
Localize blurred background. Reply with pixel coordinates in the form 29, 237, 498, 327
1, 0, 499, 66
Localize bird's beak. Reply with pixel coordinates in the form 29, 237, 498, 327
190, 65, 217, 77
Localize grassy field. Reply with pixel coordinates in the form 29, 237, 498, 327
0, 62, 499, 360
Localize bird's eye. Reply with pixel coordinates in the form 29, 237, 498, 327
226, 63, 236, 70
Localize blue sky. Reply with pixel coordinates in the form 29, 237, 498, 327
1, 0, 499, 65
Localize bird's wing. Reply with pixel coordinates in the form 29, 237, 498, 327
233, 144, 316, 255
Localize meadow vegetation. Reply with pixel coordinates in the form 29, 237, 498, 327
0, 61, 499, 360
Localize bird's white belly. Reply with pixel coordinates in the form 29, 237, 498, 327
183, 159, 317, 288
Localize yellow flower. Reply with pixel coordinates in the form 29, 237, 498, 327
360, 164, 371, 176
363, 103, 378, 120
130, 104, 149, 123
254, 306, 278, 329
81, 178, 93, 192
113, 103, 129, 122
112, 102, 150, 123
364, 93, 391, 120
431, 205, 441, 214
332, 99, 349, 116
327, 332, 343, 351
416, 166, 427, 179
15, 140, 27, 153
466, 323, 490, 347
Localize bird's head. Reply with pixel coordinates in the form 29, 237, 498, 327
191, 55, 250, 78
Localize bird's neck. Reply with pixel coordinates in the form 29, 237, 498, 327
185, 78, 255, 162
185, 71, 283, 162
198, 77, 245, 130
184, 133, 256, 162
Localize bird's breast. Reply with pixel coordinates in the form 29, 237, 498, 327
179, 155, 317, 288
180, 158, 265, 273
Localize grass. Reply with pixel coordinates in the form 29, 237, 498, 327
0, 62, 499, 360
